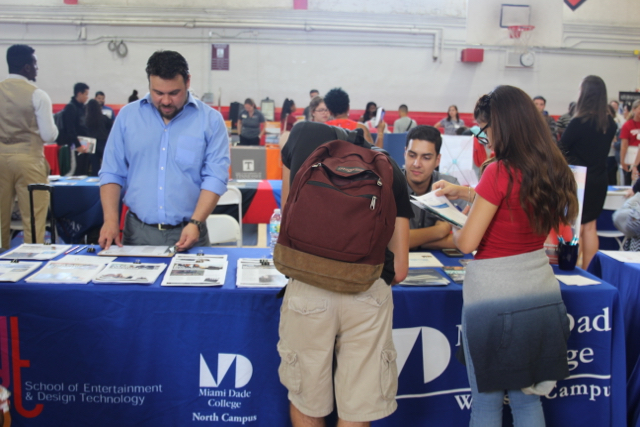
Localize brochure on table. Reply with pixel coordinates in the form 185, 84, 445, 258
161, 254, 228, 287
94, 262, 166, 285
0, 261, 42, 282
410, 191, 468, 228
0, 244, 72, 260
26, 261, 105, 284
60, 255, 117, 265
443, 266, 465, 283
409, 252, 444, 268
400, 268, 450, 286
98, 245, 176, 258
236, 258, 287, 288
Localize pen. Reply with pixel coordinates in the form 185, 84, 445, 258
74, 245, 88, 254
64, 245, 79, 255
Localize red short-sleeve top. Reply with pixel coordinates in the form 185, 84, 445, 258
474, 161, 547, 260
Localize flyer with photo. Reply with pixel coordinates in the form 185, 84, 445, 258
93, 262, 166, 284
0, 244, 72, 260
236, 258, 287, 288
0, 261, 42, 282
25, 261, 105, 284
161, 254, 228, 287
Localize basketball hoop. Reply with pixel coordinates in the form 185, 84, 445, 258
508, 25, 535, 58
508, 25, 535, 39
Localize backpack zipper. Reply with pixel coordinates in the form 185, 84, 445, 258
307, 181, 377, 207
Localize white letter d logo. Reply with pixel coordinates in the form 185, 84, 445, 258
199, 353, 253, 388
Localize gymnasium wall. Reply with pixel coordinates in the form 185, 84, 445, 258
0, 0, 638, 115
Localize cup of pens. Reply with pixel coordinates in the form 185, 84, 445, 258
558, 236, 579, 271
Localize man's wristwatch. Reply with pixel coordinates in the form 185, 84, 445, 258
188, 219, 202, 227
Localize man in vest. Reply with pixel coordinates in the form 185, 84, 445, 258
0, 45, 58, 249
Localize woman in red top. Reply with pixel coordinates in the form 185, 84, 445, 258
435, 85, 579, 426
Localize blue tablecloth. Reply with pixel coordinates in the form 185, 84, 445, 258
589, 251, 640, 426
0, 249, 626, 426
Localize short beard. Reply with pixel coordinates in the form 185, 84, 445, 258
157, 105, 183, 121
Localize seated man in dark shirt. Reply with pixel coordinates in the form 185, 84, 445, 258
404, 126, 466, 250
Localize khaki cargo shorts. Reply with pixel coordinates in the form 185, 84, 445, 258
277, 278, 398, 422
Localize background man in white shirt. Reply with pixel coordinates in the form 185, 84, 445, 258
0, 44, 58, 249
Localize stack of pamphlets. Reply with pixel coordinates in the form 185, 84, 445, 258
0, 261, 42, 282
400, 268, 450, 286
0, 244, 72, 260
161, 254, 228, 287
93, 262, 166, 285
236, 258, 287, 288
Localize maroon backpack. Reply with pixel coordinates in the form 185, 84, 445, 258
274, 139, 397, 293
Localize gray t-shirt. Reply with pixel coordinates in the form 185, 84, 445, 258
442, 119, 465, 135
393, 116, 417, 133
406, 170, 466, 231
239, 109, 266, 138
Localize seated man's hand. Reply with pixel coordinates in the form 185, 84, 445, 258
98, 220, 122, 250
176, 223, 200, 252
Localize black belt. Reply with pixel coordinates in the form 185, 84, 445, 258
129, 211, 187, 231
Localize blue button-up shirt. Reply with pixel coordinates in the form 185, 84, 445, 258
99, 93, 230, 225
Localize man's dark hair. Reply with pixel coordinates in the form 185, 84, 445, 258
533, 95, 546, 105
406, 125, 442, 155
310, 89, 319, 95
74, 82, 89, 96
399, 104, 408, 112
146, 50, 189, 83
6, 44, 35, 73
324, 87, 350, 116
95, 91, 105, 97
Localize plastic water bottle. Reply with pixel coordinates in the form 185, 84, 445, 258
269, 209, 281, 257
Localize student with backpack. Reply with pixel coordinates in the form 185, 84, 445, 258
275, 120, 412, 426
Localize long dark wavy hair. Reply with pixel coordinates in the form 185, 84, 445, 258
474, 85, 579, 235
362, 102, 377, 122
85, 99, 103, 130
574, 75, 611, 134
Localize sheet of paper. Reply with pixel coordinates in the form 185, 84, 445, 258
411, 191, 467, 228
0, 244, 72, 260
599, 250, 640, 264
98, 245, 175, 258
555, 275, 600, 286
0, 261, 42, 282
26, 261, 105, 284
236, 258, 287, 288
161, 254, 228, 287
93, 262, 166, 284
409, 253, 443, 268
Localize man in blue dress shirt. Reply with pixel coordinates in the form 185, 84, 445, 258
98, 50, 230, 251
